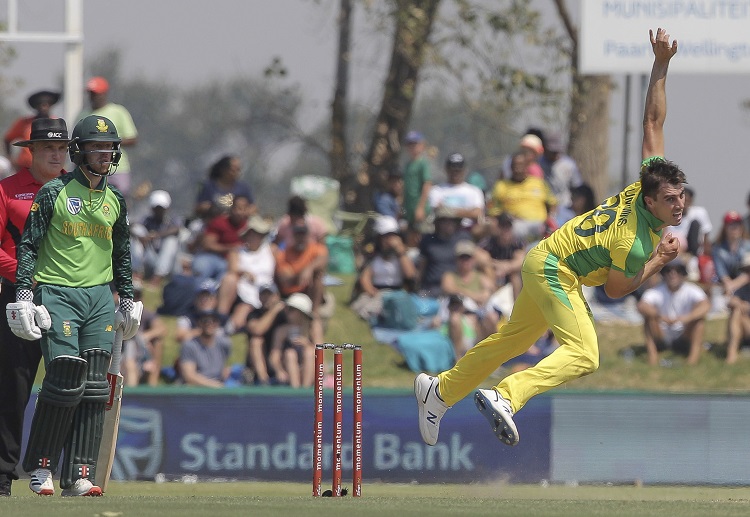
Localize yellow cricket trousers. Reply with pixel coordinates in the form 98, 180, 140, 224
437, 246, 600, 413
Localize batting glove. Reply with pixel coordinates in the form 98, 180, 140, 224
115, 298, 143, 340
6, 289, 51, 341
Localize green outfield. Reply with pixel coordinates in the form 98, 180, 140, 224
4, 481, 750, 517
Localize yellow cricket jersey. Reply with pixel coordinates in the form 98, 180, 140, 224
535, 181, 664, 287
489, 176, 556, 221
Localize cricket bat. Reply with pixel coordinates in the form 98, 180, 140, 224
96, 327, 124, 492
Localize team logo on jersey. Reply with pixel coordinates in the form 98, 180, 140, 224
106, 325, 113, 332
30, 202, 39, 212
96, 119, 109, 133
62, 321, 72, 337
102, 203, 111, 218
14, 192, 35, 200
67, 197, 82, 215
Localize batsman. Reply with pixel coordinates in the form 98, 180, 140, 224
6, 115, 141, 497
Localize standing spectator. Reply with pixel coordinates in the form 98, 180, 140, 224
79, 77, 138, 196
440, 240, 499, 359
11, 115, 138, 496
428, 153, 485, 229
374, 169, 404, 220
417, 206, 470, 297
403, 131, 432, 230
726, 253, 750, 364
192, 194, 253, 283
130, 189, 181, 287
538, 132, 582, 209
274, 195, 328, 249
217, 215, 275, 333
245, 284, 287, 385
177, 310, 232, 388
122, 283, 166, 386
713, 211, 750, 296
268, 293, 316, 388
0, 118, 68, 497
637, 261, 710, 366
194, 155, 255, 219
3, 89, 61, 172
490, 151, 557, 242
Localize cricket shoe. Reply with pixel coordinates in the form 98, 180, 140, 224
61, 478, 102, 497
29, 468, 54, 496
474, 388, 519, 446
414, 373, 450, 446
0, 477, 11, 497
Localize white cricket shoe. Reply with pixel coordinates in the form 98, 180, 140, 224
414, 373, 450, 446
474, 388, 519, 446
29, 468, 54, 496
61, 478, 102, 497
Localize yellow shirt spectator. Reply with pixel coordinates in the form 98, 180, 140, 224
489, 176, 557, 222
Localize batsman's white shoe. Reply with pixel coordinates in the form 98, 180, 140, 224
61, 478, 102, 497
29, 468, 54, 496
474, 388, 519, 446
414, 373, 450, 446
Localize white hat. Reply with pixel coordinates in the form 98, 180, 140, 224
286, 292, 313, 318
520, 134, 544, 155
374, 215, 399, 236
149, 190, 171, 209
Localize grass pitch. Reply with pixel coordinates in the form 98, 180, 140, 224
4, 481, 750, 517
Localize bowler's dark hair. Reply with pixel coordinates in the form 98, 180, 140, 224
639, 158, 686, 200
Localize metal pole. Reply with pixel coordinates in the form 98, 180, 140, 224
620, 74, 632, 189
64, 0, 84, 126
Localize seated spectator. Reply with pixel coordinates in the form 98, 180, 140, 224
245, 285, 287, 385
175, 280, 224, 345
637, 261, 711, 366
274, 220, 329, 344
268, 293, 316, 388
555, 183, 596, 228
350, 215, 416, 325
122, 283, 166, 386
713, 211, 750, 296
216, 215, 275, 333
428, 152, 485, 229
177, 310, 233, 388
478, 212, 525, 300
274, 195, 328, 249
192, 194, 253, 283
130, 189, 181, 287
194, 154, 256, 219
439, 240, 498, 359
490, 151, 557, 242
374, 168, 404, 221
417, 205, 471, 297
725, 252, 750, 364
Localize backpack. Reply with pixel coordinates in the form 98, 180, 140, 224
379, 290, 419, 330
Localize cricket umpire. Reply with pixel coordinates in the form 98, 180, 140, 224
0, 118, 69, 496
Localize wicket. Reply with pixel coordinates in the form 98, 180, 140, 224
313, 343, 362, 497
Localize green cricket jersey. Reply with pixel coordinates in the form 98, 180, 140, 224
536, 180, 664, 287
15, 168, 134, 300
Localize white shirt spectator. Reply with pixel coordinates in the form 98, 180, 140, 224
667, 205, 713, 256
236, 242, 276, 308
369, 255, 405, 288
640, 281, 708, 342
428, 182, 485, 227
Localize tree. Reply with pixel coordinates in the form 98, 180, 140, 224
552, 0, 611, 200
349, 0, 442, 212
330, 0, 353, 184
